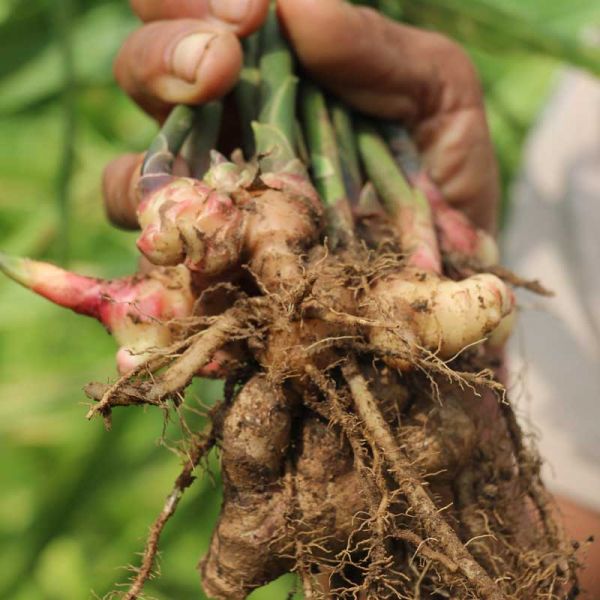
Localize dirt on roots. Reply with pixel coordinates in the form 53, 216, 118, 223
88, 240, 580, 600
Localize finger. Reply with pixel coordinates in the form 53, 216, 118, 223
279, 0, 498, 231
114, 20, 243, 117
102, 153, 190, 230
102, 153, 142, 230
416, 107, 499, 233
279, 0, 437, 118
130, 0, 269, 37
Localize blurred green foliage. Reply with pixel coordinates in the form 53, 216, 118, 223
0, 0, 598, 598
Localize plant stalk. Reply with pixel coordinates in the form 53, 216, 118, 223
253, 3, 298, 172
357, 119, 441, 271
142, 104, 196, 177
236, 34, 261, 159
356, 120, 417, 214
383, 123, 421, 179
301, 83, 355, 247
375, 0, 600, 76
185, 101, 223, 178
330, 100, 362, 204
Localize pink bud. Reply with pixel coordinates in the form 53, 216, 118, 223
412, 172, 499, 266
137, 177, 245, 275
204, 152, 256, 193
0, 253, 103, 318
0, 254, 195, 374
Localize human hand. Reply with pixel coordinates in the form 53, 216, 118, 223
102, 0, 499, 234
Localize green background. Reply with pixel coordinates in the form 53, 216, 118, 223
0, 0, 598, 598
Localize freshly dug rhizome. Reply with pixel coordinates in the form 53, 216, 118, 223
0, 6, 579, 600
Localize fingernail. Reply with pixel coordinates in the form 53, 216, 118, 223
209, 0, 251, 24
171, 32, 216, 82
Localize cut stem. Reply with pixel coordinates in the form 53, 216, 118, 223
253, 3, 298, 172
142, 104, 196, 176
330, 100, 362, 204
301, 82, 355, 247
301, 84, 346, 207
237, 33, 261, 159
185, 101, 223, 179
356, 119, 441, 272
356, 119, 414, 206
384, 123, 501, 267
389, 0, 600, 77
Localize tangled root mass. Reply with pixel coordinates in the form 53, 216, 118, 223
87, 241, 579, 600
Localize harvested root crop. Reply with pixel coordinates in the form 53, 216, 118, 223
1, 5, 580, 600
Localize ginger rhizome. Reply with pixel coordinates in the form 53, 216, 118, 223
0, 6, 578, 600
0, 254, 194, 374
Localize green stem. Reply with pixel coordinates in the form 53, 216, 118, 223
355, 119, 419, 216
330, 100, 362, 204
302, 84, 346, 208
295, 118, 310, 166
185, 101, 223, 178
236, 34, 261, 159
302, 83, 355, 247
142, 104, 196, 176
357, 119, 441, 271
253, 3, 298, 171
